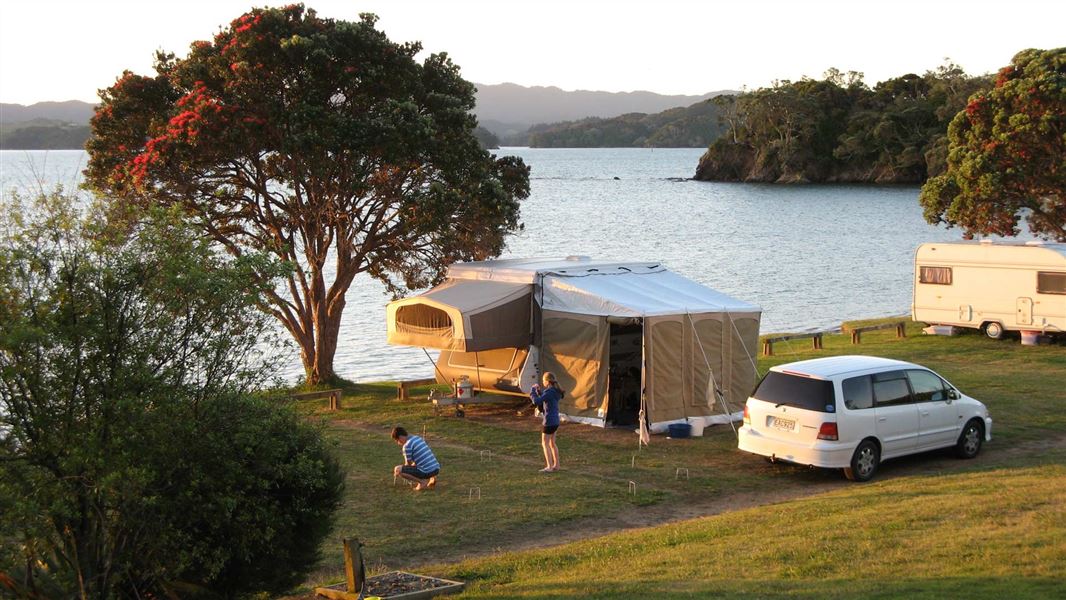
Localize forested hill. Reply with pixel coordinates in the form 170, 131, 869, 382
695, 66, 992, 184
473, 82, 730, 138
523, 99, 726, 148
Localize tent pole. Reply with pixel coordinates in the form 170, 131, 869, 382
474, 351, 483, 392
638, 318, 649, 447
423, 348, 448, 384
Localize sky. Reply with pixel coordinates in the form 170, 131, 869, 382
1, 0, 1063, 105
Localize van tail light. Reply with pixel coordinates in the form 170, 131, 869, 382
743, 404, 750, 425
817, 422, 838, 441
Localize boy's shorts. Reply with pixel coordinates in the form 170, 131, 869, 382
401, 465, 439, 480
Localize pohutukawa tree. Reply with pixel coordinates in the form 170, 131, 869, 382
920, 47, 1065, 240
85, 4, 530, 383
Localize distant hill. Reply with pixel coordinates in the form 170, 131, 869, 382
1, 85, 736, 150
0, 100, 96, 124
1, 122, 91, 150
473, 83, 734, 138
1, 101, 96, 150
523, 99, 726, 148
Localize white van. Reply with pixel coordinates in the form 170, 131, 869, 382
737, 356, 992, 481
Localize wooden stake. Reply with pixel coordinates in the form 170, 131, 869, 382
342, 538, 365, 595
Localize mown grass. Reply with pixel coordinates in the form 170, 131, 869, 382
442, 462, 1066, 599
293, 323, 1065, 595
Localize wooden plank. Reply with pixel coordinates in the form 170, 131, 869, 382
343, 538, 364, 595
397, 378, 438, 401
291, 388, 342, 410
292, 388, 342, 400
761, 332, 825, 356
849, 321, 909, 344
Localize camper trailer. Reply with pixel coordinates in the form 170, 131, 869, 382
386, 257, 762, 432
912, 241, 1066, 338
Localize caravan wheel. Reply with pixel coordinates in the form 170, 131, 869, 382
983, 322, 1004, 340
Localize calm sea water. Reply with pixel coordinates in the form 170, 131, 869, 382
1, 148, 968, 383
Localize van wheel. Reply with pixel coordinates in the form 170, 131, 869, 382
844, 440, 880, 482
983, 322, 1004, 340
956, 420, 984, 459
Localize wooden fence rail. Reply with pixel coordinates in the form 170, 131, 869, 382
849, 321, 907, 344
290, 388, 342, 411
396, 378, 438, 401
761, 332, 824, 356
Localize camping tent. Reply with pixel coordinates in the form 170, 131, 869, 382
386, 257, 762, 432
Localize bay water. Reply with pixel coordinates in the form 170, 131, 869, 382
1, 148, 967, 383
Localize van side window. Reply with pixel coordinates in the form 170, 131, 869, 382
1037, 272, 1066, 295
872, 370, 913, 406
842, 376, 873, 410
919, 266, 952, 285
907, 370, 947, 403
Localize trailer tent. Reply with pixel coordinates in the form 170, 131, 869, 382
387, 257, 762, 431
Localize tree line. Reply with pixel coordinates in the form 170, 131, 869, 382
695, 65, 992, 183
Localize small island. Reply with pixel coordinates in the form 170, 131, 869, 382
694, 66, 990, 184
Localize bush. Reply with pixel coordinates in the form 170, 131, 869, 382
0, 190, 344, 598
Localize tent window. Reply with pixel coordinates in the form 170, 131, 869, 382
1037, 272, 1066, 295
395, 305, 453, 336
919, 266, 952, 285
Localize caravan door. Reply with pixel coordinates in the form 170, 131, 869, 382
1016, 297, 1034, 326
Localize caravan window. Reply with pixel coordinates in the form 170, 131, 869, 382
1037, 272, 1066, 295
919, 266, 952, 285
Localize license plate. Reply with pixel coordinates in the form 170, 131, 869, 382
769, 416, 796, 431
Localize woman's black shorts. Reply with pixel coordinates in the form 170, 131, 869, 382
542, 425, 559, 435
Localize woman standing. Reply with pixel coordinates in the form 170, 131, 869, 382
530, 372, 564, 472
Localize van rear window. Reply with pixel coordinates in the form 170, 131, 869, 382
752, 371, 835, 412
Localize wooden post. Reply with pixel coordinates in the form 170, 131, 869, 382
851, 330, 861, 344
343, 538, 365, 595
329, 390, 339, 411
762, 340, 773, 356
896, 323, 906, 338
813, 334, 823, 350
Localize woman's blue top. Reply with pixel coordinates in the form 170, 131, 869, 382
530, 385, 562, 427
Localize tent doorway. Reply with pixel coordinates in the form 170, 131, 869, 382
606, 322, 642, 427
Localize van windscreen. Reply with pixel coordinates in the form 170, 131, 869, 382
752, 371, 835, 412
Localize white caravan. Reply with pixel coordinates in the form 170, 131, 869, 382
912, 240, 1066, 338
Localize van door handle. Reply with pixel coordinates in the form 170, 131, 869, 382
920, 410, 930, 417
877, 417, 887, 422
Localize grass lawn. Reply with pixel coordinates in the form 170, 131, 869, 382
293, 321, 1065, 597
444, 462, 1066, 599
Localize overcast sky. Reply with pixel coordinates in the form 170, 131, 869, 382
1, 0, 1063, 105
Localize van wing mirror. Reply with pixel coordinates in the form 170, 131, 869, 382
947, 389, 959, 400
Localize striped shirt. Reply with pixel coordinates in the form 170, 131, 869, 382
402, 435, 440, 473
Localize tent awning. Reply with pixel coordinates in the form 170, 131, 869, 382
386, 279, 532, 351
541, 270, 761, 317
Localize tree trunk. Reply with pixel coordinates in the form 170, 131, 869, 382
302, 294, 345, 385
311, 318, 340, 384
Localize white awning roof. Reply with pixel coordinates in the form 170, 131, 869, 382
447, 256, 664, 284
541, 270, 761, 317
